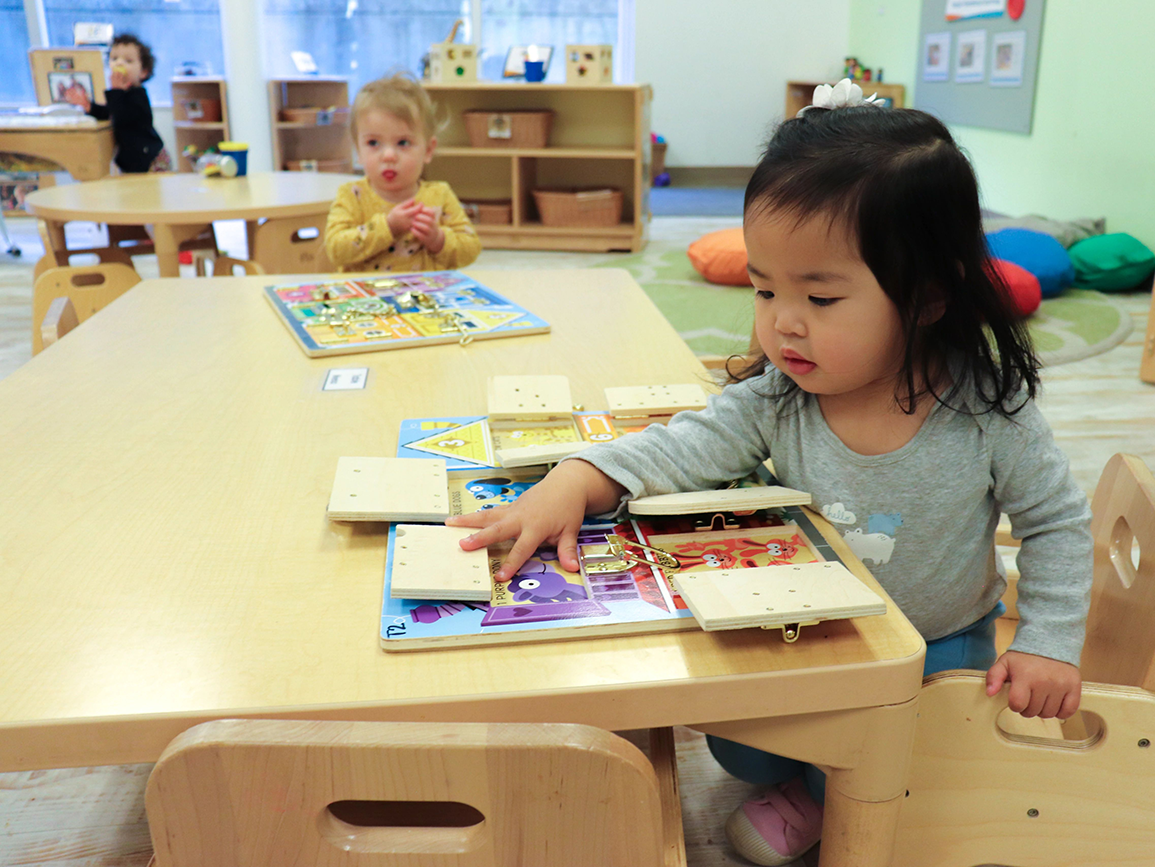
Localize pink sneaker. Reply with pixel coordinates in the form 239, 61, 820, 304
724, 776, 823, 866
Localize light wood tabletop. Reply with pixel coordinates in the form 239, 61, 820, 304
25, 170, 358, 277
0, 268, 925, 867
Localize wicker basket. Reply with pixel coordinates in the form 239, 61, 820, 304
461, 199, 513, 225
279, 107, 351, 126
179, 98, 221, 123
532, 188, 623, 228
285, 159, 353, 173
463, 110, 553, 149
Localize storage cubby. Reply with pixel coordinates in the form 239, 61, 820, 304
171, 77, 230, 173
423, 83, 651, 252
269, 78, 353, 173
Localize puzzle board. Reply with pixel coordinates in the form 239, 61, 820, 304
263, 271, 550, 358
381, 411, 870, 651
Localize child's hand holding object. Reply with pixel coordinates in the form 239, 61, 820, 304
410, 204, 445, 253
386, 198, 425, 237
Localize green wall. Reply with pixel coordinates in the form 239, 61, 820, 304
850, 0, 1155, 246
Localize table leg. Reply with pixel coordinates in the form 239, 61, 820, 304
39, 219, 68, 268
245, 220, 259, 262
151, 223, 213, 278
692, 696, 920, 867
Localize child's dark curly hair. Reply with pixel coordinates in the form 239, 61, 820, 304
111, 33, 155, 82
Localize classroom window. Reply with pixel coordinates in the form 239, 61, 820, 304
42, 0, 226, 105
478, 0, 618, 83
0, 0, 37, 104
262, 0, 470, 93
262, 0, 623, 92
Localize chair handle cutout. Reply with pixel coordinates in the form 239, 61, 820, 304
1110, 516, 1139, 589
320, 800, 487, 855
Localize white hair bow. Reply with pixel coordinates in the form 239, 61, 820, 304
797, 78, 884, 117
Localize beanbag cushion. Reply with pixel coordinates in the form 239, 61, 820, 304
982, 214, 1106, 249
987, 258, 1042, 318
985, 228, 1074, 299
687, 227, 752, 286
1067, 233, 1155, 291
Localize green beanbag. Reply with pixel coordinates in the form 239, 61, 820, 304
1068, 233, 1155, 291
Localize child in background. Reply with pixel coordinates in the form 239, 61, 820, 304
449, 86, 1093, 866
325, 74, 480, 273
65, 33, 170, 173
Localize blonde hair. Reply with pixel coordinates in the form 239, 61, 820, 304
351, 73, 439, 141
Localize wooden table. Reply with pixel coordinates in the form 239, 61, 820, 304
0, 269, 925, 867
0, 120, 114, 181
24, 170, 358, 277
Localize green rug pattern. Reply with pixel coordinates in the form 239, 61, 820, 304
597, 242, 1133, 366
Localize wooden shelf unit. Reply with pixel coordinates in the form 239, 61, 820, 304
269, 77, 352, 173
785, 80, 906, 119
171, 77, 230, 173
423, 83, 652, 253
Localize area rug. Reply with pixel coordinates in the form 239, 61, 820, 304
595, 241, 1134, 366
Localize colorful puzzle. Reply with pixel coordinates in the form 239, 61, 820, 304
380, 403, 875, 651
263, 270, 550, 358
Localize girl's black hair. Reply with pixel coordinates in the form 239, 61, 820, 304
733, 105, 1039, 417
111, 33, 155, 82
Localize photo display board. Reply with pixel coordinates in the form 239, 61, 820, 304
914, 0, 1045, 134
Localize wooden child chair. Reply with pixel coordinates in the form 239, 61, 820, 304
892, 453, 1155, 867
32, 262, 141, 354
145, 720, 686, 867
195, 254, 266, 277
250, 214, 333, 274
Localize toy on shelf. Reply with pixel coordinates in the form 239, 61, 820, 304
428, 19, 478, 82
566, 44, 613, 84
324, 374, 888, 650
650, 132, 670, 187
181, 143, 240, 178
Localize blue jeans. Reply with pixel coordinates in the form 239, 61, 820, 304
707, 602, 1006, 803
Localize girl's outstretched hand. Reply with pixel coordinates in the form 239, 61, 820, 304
985, 650, 1081, 719
447, 459, 626, 582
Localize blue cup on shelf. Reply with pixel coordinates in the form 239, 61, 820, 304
524, 60, 545, 82
218, 141, 249, 176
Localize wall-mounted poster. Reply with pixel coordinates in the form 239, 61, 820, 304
990, 29, 1026, 86
946, 0, 1006, 20
954, 29, 987, 83
923, 32, 951, 81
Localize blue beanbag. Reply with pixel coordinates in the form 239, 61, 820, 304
986, 228, 1075, 299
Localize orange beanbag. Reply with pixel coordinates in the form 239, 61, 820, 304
687, 227, 752, 286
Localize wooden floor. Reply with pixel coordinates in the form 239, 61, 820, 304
1, 213, 1152, 866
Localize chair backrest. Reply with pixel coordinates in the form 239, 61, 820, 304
198, 255, 266, 277
251, 214, 332, 274
32, 263, 141, 354
39, 296, 79, 349
1081, 453, 1155, 688
146, 719, 670, 867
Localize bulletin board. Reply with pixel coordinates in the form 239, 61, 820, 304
913, 0, 1045, 134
